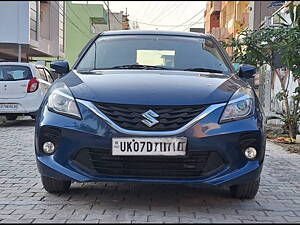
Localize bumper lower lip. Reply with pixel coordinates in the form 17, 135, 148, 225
36, 155, 262, 187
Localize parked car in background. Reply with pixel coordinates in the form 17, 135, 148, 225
0, 62, 54, 120
35, 30, 265, 199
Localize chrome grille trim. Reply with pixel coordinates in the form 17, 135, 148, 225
77, 99, 226, 136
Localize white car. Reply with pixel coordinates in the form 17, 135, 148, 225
0, 62, 55, 120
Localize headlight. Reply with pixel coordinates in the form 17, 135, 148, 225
220, 87, 254, 123
47, 83, 81, 119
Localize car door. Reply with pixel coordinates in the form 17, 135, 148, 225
36, 68, 51, 97
0, 65, 32, 99
43, 68, 54, 85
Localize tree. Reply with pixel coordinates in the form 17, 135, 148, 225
221, 3, 300, 141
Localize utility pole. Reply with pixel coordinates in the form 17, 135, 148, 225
107, 1, 110, 30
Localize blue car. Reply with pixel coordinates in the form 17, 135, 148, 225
35, 30, 265, 199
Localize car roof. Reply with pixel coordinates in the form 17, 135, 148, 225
0, 62, 46, 69
101, 30, 211, 38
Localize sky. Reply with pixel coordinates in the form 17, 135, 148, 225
75, 1, 207, 31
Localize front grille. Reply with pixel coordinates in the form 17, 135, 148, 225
95, 103, 208, 131
73, 148, 226, 179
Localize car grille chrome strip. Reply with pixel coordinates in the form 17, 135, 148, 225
94, 103, 208, 131
76, 99, 226, 136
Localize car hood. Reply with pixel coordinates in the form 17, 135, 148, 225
62, 70, 244, 105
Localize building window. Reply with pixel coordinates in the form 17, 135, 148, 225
58, 1, 65, 53
90, 17, 106, 34
30, 1, 38, 41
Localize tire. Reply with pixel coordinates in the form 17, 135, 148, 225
230, 177, 260, 199
5, 115, 18, 121
41, 175, 71, 193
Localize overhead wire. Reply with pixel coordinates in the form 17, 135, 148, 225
81, 4, 96, 30
52, 1, 91, 39
131, 8, 206, 28
65, 2, 94, 34
148, 2, 172, 24
168, 8, 206, 31
149, 1, 185, 25
177, 1, 190, 23
143, 2, 156, 20
102, 1, 123, 25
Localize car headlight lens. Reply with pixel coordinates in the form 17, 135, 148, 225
220, 87, 254, 123
47, 83, 81, 119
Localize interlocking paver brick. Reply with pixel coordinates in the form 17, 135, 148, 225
283, 216, 300, 222
147, 215, 180, 223
179, 216, 210, 223
0, 118, 300, 223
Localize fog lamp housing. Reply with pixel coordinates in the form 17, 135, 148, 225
244, 147, 257, 160
43, 142, 55, 154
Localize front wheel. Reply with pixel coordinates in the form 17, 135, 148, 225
230, 177, 260, 199
41, 176, 71, 193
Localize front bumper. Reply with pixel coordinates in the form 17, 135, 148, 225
35, 100, 266, 187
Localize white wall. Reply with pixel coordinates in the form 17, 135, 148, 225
94, 12, 123, 33
37, 1, 64, 57
0, 1, 30, 44
271, 69, 298, 115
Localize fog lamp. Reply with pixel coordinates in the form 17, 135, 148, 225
244, 147, 257, 159
43, 142, 55, 154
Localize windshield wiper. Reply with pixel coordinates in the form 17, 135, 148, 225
183, 68, 224, 74
97, 64, 170, 70
77, 69, 95, 74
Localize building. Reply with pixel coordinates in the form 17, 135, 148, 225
63, 2, 130, 67
92, 11, 130, 33
0, 1, 65, 62
189, 28, 205, 33
204, 1, 221, 37
64, 2, 108, 67
32, 2, 130, 67
204, 1, 282, 55
248, 1, 284, 30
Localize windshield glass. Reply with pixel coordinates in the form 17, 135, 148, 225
76, 35, 231, 74
0, 65, 33, 81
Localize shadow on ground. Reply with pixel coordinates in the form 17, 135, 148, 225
0, 117, 36, 127
53, 182, 235, 203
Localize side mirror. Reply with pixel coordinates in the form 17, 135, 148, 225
238, 64, 256, 79
50, 60, 70, 75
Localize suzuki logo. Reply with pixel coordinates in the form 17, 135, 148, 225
142, 110, 159, 127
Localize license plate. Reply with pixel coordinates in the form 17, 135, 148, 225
112, 137, 187, 156
0, 104, 18, 111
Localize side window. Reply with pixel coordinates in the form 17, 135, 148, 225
37, 68, 47, 81
44, 69, 54, 83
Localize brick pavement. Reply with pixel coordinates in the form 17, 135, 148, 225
0, 117, 299, 223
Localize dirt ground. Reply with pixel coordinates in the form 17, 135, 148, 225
268, 139, 300, 155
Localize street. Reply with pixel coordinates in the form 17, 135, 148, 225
0, 117, 299, 223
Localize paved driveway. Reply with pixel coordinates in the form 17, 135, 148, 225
0, 117, 299, 223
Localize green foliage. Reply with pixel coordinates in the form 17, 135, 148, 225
221, 2, 300, 139
276, 90, 287, 101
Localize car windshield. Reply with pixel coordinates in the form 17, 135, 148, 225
76, 35, 232, 74
0, 65, 33, 81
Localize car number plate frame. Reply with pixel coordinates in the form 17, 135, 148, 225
112, 137, 187, 156
0, 104, 18, 111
